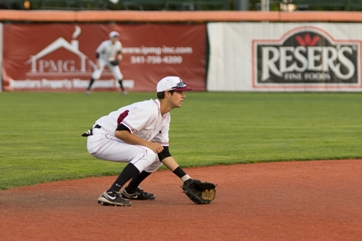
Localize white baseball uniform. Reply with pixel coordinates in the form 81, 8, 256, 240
92, 39, 123, 80
87, 98, 170, 173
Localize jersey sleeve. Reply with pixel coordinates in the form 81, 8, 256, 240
121, 103, 156, 134
96, 41, 106, 54
118, 41, 122, 53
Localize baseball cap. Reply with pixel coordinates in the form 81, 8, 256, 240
157, 76, 192, 92
109, 31, 119, 38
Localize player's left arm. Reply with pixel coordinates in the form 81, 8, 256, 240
115, 127, 164, 153
152, 116, 190, 179
153, 123, 190, 182
159, 152, 191, 182
116, 41, 122, 62
116, 50, 122, 62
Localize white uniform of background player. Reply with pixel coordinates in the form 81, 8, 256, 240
84, 76, 195, 206
86, 31, 127, 95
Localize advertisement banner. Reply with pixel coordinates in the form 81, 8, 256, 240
2, 24, 206, 92
0, 23, 2, 92
207, 23, 362, 92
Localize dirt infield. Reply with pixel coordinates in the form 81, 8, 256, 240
1, 160, 361, 241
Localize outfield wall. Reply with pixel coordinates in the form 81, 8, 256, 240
1, 24, 206, 92
1, 10, 362, 23
207, 22, 362, 92
1, 11, 362, 92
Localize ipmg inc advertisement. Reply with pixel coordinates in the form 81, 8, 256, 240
2, 24, 206, 92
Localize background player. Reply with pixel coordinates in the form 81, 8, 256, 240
85, 31, 127, 95
83, 76, 194, 206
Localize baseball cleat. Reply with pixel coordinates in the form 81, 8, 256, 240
121, 187, 155, 200
97, 191, 132, 206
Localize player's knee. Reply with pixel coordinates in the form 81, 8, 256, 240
145, 150, 157, 161
144, 160, 162, 173
131, 149, 158, 172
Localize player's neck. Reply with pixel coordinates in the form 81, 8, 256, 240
160, 106, 171, 116
159, 101, 172, 116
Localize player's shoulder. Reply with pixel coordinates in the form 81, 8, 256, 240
115, 41, 122, 48
137, 99, 158, 108
101, 39, 112, 44
98, 40, 110, 47
132, 99, 159, 113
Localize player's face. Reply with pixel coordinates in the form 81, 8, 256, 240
110, 36, 118, 44
169, 91, 186, 108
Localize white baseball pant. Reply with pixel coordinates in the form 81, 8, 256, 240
91, 58, 123, 80
87, 128, 162, 173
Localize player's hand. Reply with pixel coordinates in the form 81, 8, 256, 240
148, 142, 164, 153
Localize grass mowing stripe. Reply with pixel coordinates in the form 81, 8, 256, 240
0, 92, 361, 190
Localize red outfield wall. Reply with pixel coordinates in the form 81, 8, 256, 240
1, 10, 362, 23
2, 24, 206, 92
2, 10, 362, 92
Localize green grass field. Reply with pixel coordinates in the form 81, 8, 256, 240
1, 92, 361, 190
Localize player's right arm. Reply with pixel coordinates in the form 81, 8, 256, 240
95, 41, 106, 68
114, 102, 164, 153
95, 53, 101, 69
115, 128, 164, 153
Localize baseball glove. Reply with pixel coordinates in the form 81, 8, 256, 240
110, 59, 119, 66
182, 179, 216, 204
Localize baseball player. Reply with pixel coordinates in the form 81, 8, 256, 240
85, 31, 127, 95
83, 76, 194, 206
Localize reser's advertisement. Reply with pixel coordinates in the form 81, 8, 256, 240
253, 26, 359, 88
207, 22, 362, 92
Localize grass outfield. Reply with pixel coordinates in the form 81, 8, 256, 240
0, 92, 361, 190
